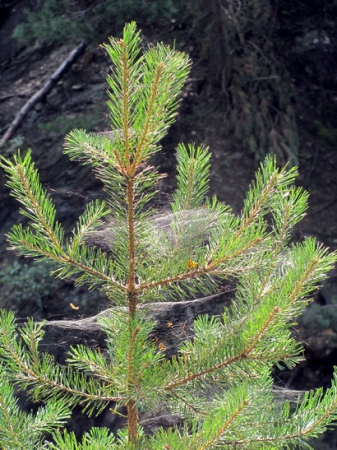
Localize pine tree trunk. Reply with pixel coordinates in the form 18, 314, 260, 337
127, 398, 139, 444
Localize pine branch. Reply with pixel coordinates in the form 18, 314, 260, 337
48, 427, 118, 449
172, 143, 211, 212
0, 311, 125, 416
0, 150, 65, 255
0, 369, 71, 449
238, 156, 298, 236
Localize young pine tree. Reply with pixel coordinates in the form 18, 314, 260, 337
1, 22, 337, 449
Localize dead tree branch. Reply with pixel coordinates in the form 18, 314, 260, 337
0, 41, 86, 148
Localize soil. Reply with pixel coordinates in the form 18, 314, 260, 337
1, 1, 337, 447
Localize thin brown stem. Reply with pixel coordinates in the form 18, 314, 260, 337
127, 397, 139, 444
126, 171, 139, 442
127, 178, 137, 318
126, 323, 140, 443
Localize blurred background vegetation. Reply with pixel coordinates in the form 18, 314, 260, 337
2, 0, 336, 165
6, 0, 317, 165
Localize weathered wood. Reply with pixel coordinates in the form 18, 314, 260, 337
41, 291, 234, 362
0, 42, 86, 148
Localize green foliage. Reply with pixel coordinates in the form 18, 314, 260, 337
47, 427, 119, 449
38, 107, 102, 139
1, 22, 337, 449
313, 121, 337, 146
12, 0, 190, 47
93, 0, 186, 29
0, 368, 70, 449
12, 0, 83, 47
0, 260, 58, 307
0, 135, 25, 157
301, 303, 337, 333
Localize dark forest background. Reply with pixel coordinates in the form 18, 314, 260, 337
1, 1, 337, 448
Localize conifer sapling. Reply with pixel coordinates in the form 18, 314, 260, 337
1, 22, 337, 449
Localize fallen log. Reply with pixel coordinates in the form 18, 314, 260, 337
41, 291, 234, 363
0, 41, 86, 148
